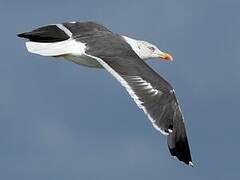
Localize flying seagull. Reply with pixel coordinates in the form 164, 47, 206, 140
17, 21, 193, 166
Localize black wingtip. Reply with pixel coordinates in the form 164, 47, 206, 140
17, 32, 36, 40
17, 32, 26, 38
167, 111, 193, 166
168, 141, 193, 166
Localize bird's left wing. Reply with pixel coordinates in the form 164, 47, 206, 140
87, 53, 193, 165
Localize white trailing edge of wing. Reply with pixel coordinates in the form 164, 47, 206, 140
87, 54, 169, 135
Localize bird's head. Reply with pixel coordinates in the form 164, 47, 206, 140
137, 40, 173, 61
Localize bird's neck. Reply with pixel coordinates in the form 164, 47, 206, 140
122, 36, 148, 60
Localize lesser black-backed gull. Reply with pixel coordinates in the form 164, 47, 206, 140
17, 21, 193, 166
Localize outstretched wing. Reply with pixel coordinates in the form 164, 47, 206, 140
17, 21, 112, 42
16, 21, 113, 58
87, 54, 193, 165
17, 21, 193, 165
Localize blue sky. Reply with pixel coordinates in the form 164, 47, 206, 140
0, 0, 239, 179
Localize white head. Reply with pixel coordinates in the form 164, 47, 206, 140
137, 40, 173, 60
123, 36, 173, 61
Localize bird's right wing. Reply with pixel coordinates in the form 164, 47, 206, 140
87, 54, 193, 165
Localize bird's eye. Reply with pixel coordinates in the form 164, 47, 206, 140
148, 46, 155, 51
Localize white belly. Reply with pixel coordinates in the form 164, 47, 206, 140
63, 54, 103, 68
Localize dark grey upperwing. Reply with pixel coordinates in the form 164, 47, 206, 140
63, 21, 112, 38
17, 21, 112, 43
92, 54, 193, 165
17, 24, 70, 42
